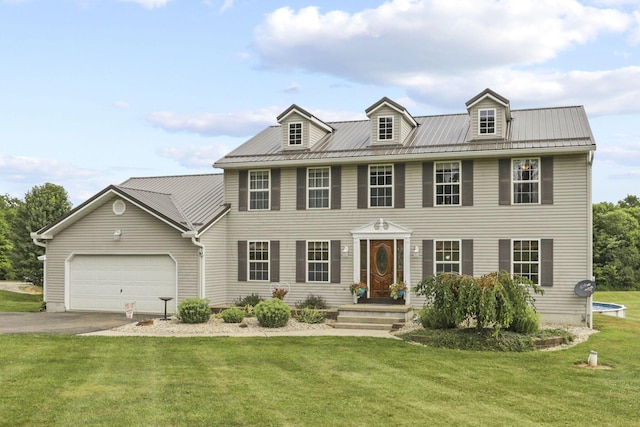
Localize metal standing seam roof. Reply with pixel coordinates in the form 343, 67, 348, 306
215, 106, 596, 167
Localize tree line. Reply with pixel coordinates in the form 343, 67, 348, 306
0, 183, 638, 291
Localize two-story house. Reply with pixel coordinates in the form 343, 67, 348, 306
33, 89, 596, 325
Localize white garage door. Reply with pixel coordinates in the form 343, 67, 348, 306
69, 255, 177, 314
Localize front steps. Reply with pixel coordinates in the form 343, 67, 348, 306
334, 304, 414, 331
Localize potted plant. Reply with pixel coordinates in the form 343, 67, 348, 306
389, 281, 407, 300
349, 282, 367, 303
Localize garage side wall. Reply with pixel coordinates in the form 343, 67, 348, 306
43, 198, 199, 312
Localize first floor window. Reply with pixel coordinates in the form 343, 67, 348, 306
308, 167, 330, 208
512, 158, 539, 204
435, 240, 460, 273
513, 240, 539, 284
307, 241, 329, 282
369, 164, 393, 207
249, 170, 270, 210
249, 241, 269, 281
435, 161, 461, 205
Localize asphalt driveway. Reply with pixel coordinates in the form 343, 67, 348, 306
0, 312, 138, 334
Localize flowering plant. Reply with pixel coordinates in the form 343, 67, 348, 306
389, 281, 407, 300
349, 282, 367, 296
272, 287, 288, 300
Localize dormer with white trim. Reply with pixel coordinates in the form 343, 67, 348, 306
365, 97, 418, 146
277, 104, 333, 151
465, 88, 512, 140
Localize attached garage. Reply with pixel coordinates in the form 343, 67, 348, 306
68, 254, 177, 314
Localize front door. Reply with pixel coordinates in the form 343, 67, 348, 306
370, 240, 394, 298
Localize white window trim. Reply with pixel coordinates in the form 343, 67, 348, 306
511, 238, 540, 285
434, 161, 462, 207
478, 108, 496, 135
306, 240, 330, 283
511, 157, 541, 205
368, 164, 394, 208
288, 122, 303, 146
307, 167, 331, 210
248, 169, 270, 211
378, 116, 394, 141
434, 239, 461, 274
248, 240, 270, 282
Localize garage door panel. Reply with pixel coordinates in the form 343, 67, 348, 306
70, 255, 177, 314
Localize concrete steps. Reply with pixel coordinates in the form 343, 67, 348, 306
333, 304, 414, 331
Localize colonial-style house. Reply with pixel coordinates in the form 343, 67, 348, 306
33, 89, 596, 325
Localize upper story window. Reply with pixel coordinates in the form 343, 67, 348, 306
369, 165, 393, 207
248, 241, 270, 281
479, 109, 495, 134
249, 170, 270, 210
513, 240, 539, 285
435, 161, 461, 205
307, 241, 329, 282
308, 167, 330, 209
435, 240, 460, 273
378, 116, 393, 141
289, 122, 302, 146
513, 158, 539, 204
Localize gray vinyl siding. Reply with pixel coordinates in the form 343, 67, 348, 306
469, 98, 507, 140
201, 215, 228, 305
43, 198, 200, 309
222, 153, 590, 322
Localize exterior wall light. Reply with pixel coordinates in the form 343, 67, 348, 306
113, 229, 122, 241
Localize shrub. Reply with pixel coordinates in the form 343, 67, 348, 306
295, 308, 326, 324
220, 307, 245, 324
508, 306, 540, 334
418, 307, 456, 329
243, 304, 256, 317
235, 293, 262, 308
255, 298, 291, 328
177, 298, 211, 324
296, 294, 327, 310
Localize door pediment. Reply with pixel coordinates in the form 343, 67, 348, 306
351, 218, 412, 237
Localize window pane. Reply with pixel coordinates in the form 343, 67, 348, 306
369, 165, 393, 207
307, 241, 329, 282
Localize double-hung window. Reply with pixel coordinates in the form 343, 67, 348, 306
435, 240, 460, 273
369, 165, 393, 207
249, 170, 270, 210
307, 241, 329, 282
308, 167, 330, 209
512, 158, 539, 204
513, 240, 539, 284
378, 116, 393, 141
289, 122, 302, 146
479, 109, 495, 134
435, 161, 461, 205
248, 241, 269, 281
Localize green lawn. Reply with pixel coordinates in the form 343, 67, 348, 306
0, 290, 43, 312
1, 315, 639, 426
595, 291, 640, 322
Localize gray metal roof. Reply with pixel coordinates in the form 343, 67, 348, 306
215, 106, 595, 168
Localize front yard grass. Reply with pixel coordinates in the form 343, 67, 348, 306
1, 315, 639, 426
0, 290, 43, 312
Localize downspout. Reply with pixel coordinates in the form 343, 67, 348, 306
182, 231, 205, 299
587, 150, 595, 329
30, 232, 48, 304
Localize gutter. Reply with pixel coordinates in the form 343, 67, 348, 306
30, 232, 48, 248
182, 230, 206, 299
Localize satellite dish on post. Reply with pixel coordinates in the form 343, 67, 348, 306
574, 280, 596, 297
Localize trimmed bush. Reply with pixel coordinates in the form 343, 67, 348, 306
255, 298, 291, 328
508, 306, 540, 334
235, 293, 263, 308
177, 298, 211, 324
296, 294, 327, 310
295, 307, 326, 324
418, 307, 456, 329
220, 307, 245, 324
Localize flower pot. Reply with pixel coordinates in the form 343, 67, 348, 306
397, 290, 405, 299
357, 288, 366, 297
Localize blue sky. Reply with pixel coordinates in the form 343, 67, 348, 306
1, 0, 640, 206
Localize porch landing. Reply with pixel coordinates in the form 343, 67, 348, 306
334, 304, 415, 331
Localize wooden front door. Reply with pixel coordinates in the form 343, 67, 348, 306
370, 240, 394, 298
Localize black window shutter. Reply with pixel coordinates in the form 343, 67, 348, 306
237, 240, 247, 281
499, 239, 511, 273
357, 165, 368, 209
423, 162, 434, 208
461, 160, 474, 206
541, 157, 554, 205
541, 239, 553, 286
295, 241, 306, 283
296, 168, 306, 210
238, 170, 248, 212
331, 240, 341, 283
423, 240, 434, 278
499, 159, 511, 205
394, 163, 405, 208
462, 239, 473, 275
271, 169, 281, 211
270, 240, 280, 282
331, 166, 341, 210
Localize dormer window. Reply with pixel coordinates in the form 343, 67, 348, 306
479, 109, 495, 134
378, 116, 393, 141
288, 122, 302, 145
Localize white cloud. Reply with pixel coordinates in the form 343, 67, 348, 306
597, 142, 640, 167
160, 145, 232, 169
219, 0, 233, 13
113, 101, 130, 109
115, 0, 173, 9
282, 82, 301, 94
0, 154, 101, 182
